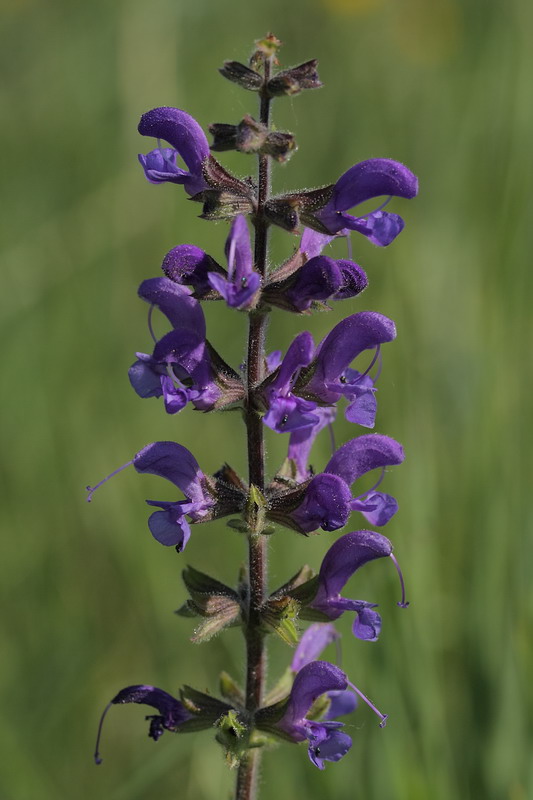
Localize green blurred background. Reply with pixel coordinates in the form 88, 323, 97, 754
1, 0, 531, 797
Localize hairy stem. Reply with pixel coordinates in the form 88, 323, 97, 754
236, 52, 273, 800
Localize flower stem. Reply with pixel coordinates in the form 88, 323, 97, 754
236, 50, 273, 800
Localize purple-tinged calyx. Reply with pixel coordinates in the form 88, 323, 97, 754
305, 159, 418, 245
290, 434, 404, 533
94, 685, 192, 764
138, 107, 210, 196
207, 215, 261, 309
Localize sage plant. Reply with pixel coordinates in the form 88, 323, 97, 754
90, 34, 417, 800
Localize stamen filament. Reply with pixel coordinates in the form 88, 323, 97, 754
94, 701, 113, 764
354, 195, 392, 221
390, 553, 410, 608
166, 363, 183, 389
147, 304, 158, 344
374, 347, 383, 383
347, 680, 388, 727
359, 345, 381, 381
353, 467, 385, 501
86, 460, 134, 502
346, 233, 353, 261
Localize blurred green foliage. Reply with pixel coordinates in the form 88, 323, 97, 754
1, 0, 532, 798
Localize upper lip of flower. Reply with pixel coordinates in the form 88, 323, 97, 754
138, 107, 210, 196
310, 158, 418, 244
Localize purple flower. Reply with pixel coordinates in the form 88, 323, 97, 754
310, 531, 392, 640
264, 228, 367, 313
94, 685, 191, 764
134, 441, 215, 550
285, 256, 367, 312
271, 659, 388, 769
260, 313, 394, 431
291, 433, 404, 532
85, 440, 214, 552
262, 332, 319, 433
311, 159, 418, 245
128, 277, 221, 414
302, 312, 395, 416
276, 661, 352, 769
207, 216, 261, 309
138, 107, 210, 196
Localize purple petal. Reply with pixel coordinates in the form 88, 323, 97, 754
325, 690, 357, 720
288, 405, 336, 482
333, 260, 368, 300
133, 441, 205, 502
266, 350, 282, 372
138, 107, 209, 194
147, 507, 191, 549
300, 228, 337, 258
333, 159, 418, 212
291, 624, 339, 672
138, 149, 188, 185
307, 723, 352, 769
325, 434, 404, 486
291, 473, 352, 533
343, 210, 405, 247
281, 661, 347, 729
309, 312, 396, 397
352, 605, 382, 641
316, 530, 392, 599
287, 256, 342, 311
352, 491, 399, 526
153, 328, 207, 375
207, 270, 260, 309
225, 215, 253, 282
159, 375, 189, 415
275, 332, 315, 393
162, 245, 221, 294
128, 354, 164, 398
138, 277, 205, 337
345, 389, 377, 427
263, 395, 319, 434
